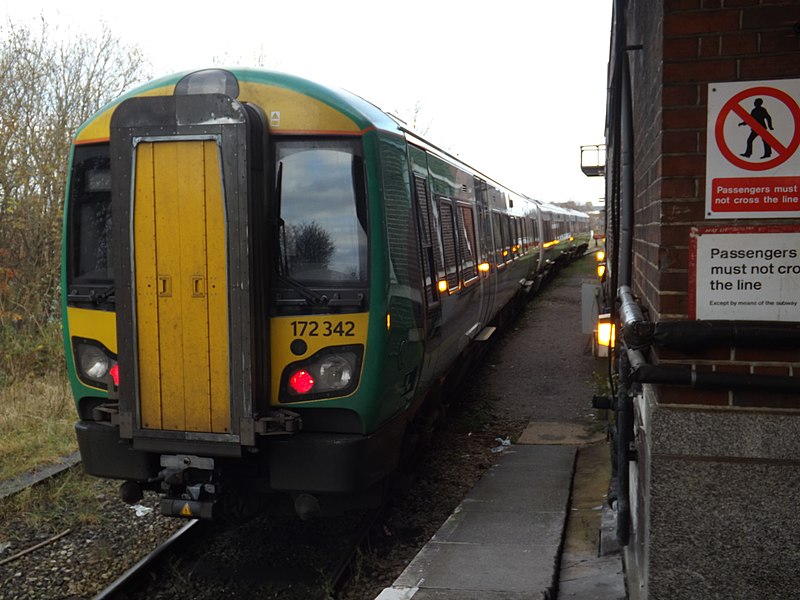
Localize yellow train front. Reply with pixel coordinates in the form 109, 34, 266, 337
63, 68, 552, 519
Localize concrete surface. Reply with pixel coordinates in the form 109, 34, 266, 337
377, 445, 575, 599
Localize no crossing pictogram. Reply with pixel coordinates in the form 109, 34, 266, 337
714, 86, 800, 172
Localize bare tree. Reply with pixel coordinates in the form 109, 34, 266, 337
0, 18, 149, 333
293, 221, 335, 267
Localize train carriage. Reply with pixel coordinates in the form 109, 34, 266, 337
63, 68, 583, 519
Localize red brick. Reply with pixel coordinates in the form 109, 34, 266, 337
720, 32, 759, 56
732, 390, 800, 409
735, 346, 800, 362
660, 224, 692, 246
753, 365, 792, 377
665, 11, 740, 36
663, 84, 701, 107
760, 33, 800, 54
741, 5, 800, 30
664, 59, 737, 83
668, 247, 691, 269
662, 199, 706, 222
740, 55, 800, 79
663, 105, 707, 129
699, 36, 721, 58
659, 293, 689, 315
659, 270, 690, 293
661, 178, 699, 199
714, 363, 752, 375
668, 0, 701, 10
663, 130, 700, 154
661, 154, 706, 177
655, 385, 729, 405
665, 37, 700, 60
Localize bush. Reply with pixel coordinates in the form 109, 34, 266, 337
0, 321, 65, 386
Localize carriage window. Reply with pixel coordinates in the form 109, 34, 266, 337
459, 205, 478, 281
276, 140, 368, 284
68, 144, 113, 286
439, 201, 459, 290
502, 215, 513, 263
492, 212, 504, 267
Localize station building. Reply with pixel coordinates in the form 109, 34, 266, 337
601, 1, 800, 598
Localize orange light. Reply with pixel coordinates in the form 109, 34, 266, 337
478, 262, 491, 273
543, 240, 558, 249
596, 251, 606, 262
597, 314, 616, 347
597, 263, 606, 278
437, 280, 448, 293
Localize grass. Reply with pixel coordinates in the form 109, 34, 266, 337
0, 374, 78, 481
0, 466, 111, 541
564, 246, 605, 278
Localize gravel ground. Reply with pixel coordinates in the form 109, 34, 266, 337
0, 475, 182, 600
0, 255, 599, 600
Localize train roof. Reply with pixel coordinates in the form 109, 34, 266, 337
72, 67, 587, 220
73, 67, 402, 144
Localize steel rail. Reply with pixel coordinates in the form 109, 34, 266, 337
93, 519, 201, 600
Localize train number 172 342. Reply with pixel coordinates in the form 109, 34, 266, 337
290, 320, 356, 337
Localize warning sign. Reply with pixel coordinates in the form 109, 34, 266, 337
706, 79, 800, 219
689, 225, 800, 321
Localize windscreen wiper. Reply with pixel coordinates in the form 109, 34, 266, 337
276, 274, 329, 306
91, 285, 115, 305
67, 285, 115, 305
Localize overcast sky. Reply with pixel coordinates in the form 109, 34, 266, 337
3, 0, 611, 206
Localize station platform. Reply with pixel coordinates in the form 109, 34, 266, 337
375, 258, 626, 599
375, 434, 626, 600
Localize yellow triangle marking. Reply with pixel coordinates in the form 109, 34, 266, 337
180, 502, 193, 517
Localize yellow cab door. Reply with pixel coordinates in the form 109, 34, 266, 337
133, 140, 230, 433
110, 91, 265, 450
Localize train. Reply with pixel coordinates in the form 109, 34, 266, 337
62, 68, 590, 520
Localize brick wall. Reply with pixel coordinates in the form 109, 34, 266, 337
623, 0, 800, 408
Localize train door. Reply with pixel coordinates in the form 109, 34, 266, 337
474, 178, 496, 329
109, 92, 267, 451
132, 139, 230, 433
412, 174, 442, 339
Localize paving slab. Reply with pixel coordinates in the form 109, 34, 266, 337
518, 421, 607, 446
376, 444, 576, 600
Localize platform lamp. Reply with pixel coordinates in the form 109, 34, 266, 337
595, 313, 615, 358
595, 249, 606, 280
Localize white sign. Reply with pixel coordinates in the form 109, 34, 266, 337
706, 79, 800, 219
690, 226, 800, 321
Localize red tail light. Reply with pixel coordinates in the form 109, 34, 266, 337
288, 370, 315, 394
109, 364, 120, 387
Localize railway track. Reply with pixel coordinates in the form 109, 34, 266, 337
0, 452, 81, 500
1, 459, 385, 600
91, 505, 388, 599
93, 519, 203, 600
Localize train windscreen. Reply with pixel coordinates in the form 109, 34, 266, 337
67, 144, 113, 299
275, 139, 368, 285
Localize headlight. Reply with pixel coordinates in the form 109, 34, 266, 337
73, 339, 117, 390
281, 346, 363, 402
318, 355, 353, 390
79, 345, 109, 379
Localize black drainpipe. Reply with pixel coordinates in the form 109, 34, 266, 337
619, 286, 800, 393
